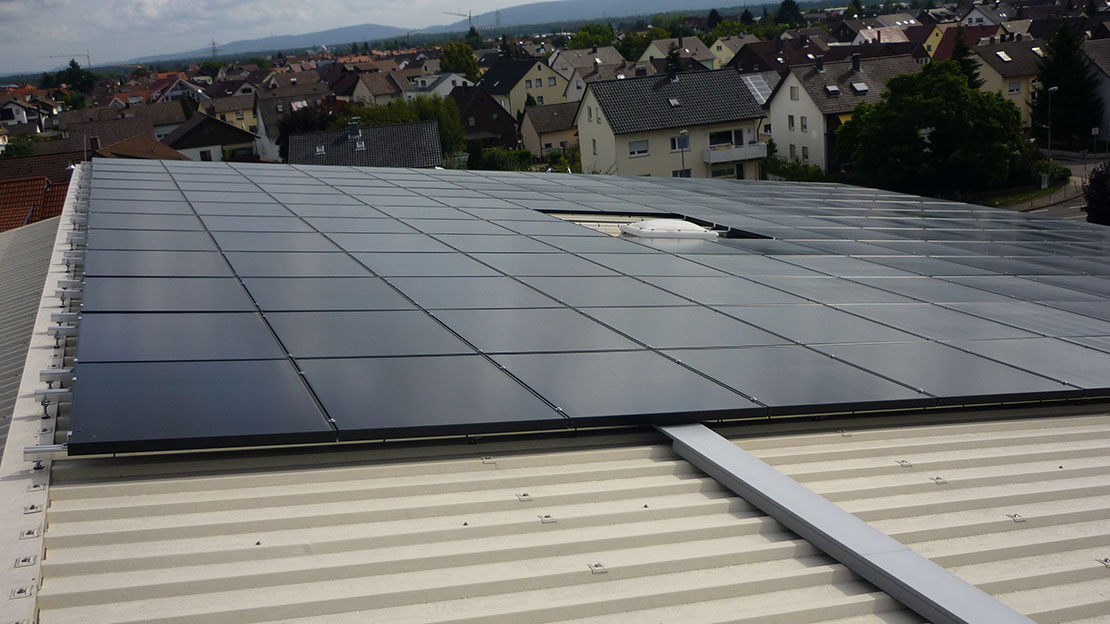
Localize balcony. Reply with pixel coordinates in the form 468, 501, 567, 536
702, 142, 767, 164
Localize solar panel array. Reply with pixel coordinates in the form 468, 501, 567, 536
67, 159, 1110, 453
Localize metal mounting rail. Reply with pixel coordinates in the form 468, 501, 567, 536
657, 423, 1035, 624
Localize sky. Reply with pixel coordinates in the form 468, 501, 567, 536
0, 0, 527, 75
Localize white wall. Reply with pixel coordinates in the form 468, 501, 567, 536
767, 72, 829, 170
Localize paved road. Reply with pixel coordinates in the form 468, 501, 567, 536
1006, 153, 1107, 220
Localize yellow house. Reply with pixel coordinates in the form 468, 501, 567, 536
974, 39, 1042, 128
639, 37, 716, 69
202, 95, 258, 135
709, 35, 760, 69
521, 101, 579, 156
578, 71, 766, 179
482, 59, 569, 118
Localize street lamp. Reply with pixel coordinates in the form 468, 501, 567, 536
679, 129, 688, 177
1047, 85, 1059, 162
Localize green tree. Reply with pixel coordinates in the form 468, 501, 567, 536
499, 35, 522, 59
246, 57, 270, 70
198, 61, 221, 80
835, 61, 1025, 196
440, 41, 481, 82
277, 105, 331, 161
1032, 25, 1103, 149
665, 42, 683, 73
617, 31, 653, 60
776, 0, 806, 27
333, 96, 466, 157
525, 93, 537, 107
740, 8, 755, 24
849, 0, 865, 18
950, 26, 984, 89
1083, 161, 1110, 224
0, 135, 36, 159
465, 26, 484, 49
708, 9, 723, 29
60, 59, 96, 94
1086, 0, 1099, 16
569, 23, 617, 49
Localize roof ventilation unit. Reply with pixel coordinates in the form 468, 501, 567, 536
619, 219, 718, 239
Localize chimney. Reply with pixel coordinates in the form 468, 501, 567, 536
592, 45, 598, 53
816, 55, 825, 72
800, 33, 809, 46
851, 53, 861, 73
1016, 33, 1023, 41
876, 30, 881, 43
348, 116, 361, 139
989, 35, 996, 44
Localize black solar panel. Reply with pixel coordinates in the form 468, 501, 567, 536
64, 160, 1110, 454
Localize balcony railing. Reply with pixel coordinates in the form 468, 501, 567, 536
702, 142, 767, 164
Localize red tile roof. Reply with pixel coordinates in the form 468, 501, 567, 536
0, 177, 67, 233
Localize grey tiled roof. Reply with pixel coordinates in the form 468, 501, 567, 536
481, 60, 543, 95
1086, 38, 1110, 76
287, 120, 443, 168
524, 101, 579, 134
794, 54, 921, 115
974, 39, 1042, 79
588, 70, 765, 135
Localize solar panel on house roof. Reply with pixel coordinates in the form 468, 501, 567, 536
60, 159, 1110, 454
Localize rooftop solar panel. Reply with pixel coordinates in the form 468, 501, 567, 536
60, 160, 1110, 454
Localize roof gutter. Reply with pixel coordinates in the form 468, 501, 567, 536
657, 423, 1037, 624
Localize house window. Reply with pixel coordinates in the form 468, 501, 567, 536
248, 125, 257, 133
628, 139, 649, 156
592, 138, 597, 155
199, 150, 212, 161
711, 166, 735, 178
492, 113, 498, 120
789, 144, 796, 159
220, 114, 227, 121
800, 116, 807, 133
709, 130, 733, 147
587, 106, 593, 121
790, 85, 799, 100
716, 45, 722, 51
355, 140, 366, 151
469, 116, 476, 126
802, 146, 809, 162
236, 111, 244, 120
315, 145, 325, 155
1008, 81, 1020, 94
537, 96, 544, 104
576, 80, 583, 88
548, 77, 556, 86
276, 103, 284, 112
672, 169, 692, 178
788, 115, 796, 131
526, 79, 533, 88
764, 123, 771, 133
544, 142, 553, 149
670, 135, 690, 151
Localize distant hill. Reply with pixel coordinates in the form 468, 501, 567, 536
422, 0, 754, 33
127, 23, 410, 64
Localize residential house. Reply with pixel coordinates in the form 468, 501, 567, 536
638, 37, 716, 69
852, 26, 911, 45
449, 85, 518, 148
37, 117, 155, 156
521, 101, 579, 156
973, 38, 1042, 127
204, 80, 259, 99
578, 70, 767, 179
202, 95, 259, 134
931, 24, 1004, 60
548, 46, 627, 79
405, 73, 474, 100
481, 60, 569, 118
727, 37, 926, 74
875, 12, 922, 27
346, 71, 408, 105
766, 54, 921, 171
0, 126, 7, 154
0, 176, 67, 233
1085, 38, 1110, 141
562, 62, 634, 102
830, 18, 885, 43
255, 81, 333, 161
148, 76, 208, 104
709, 34, 761, 69
49, 101, 186, 141
161, 112, 258, 161
287, 120, 442, 167
91, 134, 190, 161
962, 2, 1015, 26
0, 150, 84, 183
0, 98, 32, 126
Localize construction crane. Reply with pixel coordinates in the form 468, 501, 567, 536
443, 10, 474, 31
42, 51, 92, 69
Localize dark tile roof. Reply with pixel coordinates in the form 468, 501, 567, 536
257, 83, 333, 141
287, 120, 443, 168
96, 134, 190, 160
793, 54, 922, 115
1086, 38, 1110, 76
587, 70, 765, 135
523, 101, 579, 134
0, 177, 66, 233
481, 60, 542, 95
0, 151, 82, 183
35, 117, 154, 155
161, 112, 257, 149
646, 37, 715, 62
933, 24, 1002, 61
974, 39, 1043, 78
203, 95, 256, 115
552, 46, 627, 70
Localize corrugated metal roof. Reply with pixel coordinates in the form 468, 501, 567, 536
38, 429, 921, 624
36, 408, 1110, 623
0, 216, 59, 461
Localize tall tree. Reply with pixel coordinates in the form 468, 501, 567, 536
776, 0, 806, 27
740, 8, 755, 24
849, 0, 865, 18
665, 42, 683, 73
1086, 0, 1099, 16
465, 26, 484, 49
1083, 161, 1110, 224
440, 41, 481, 82
950, 26, 984, 89
569, 23, 617, 49
276, 106, 331, 161
1032, 25, 1103, 149
708, 8, 723, 29
835, 61, 1025, 196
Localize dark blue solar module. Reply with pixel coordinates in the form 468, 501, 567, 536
64, 159, 1110, 454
